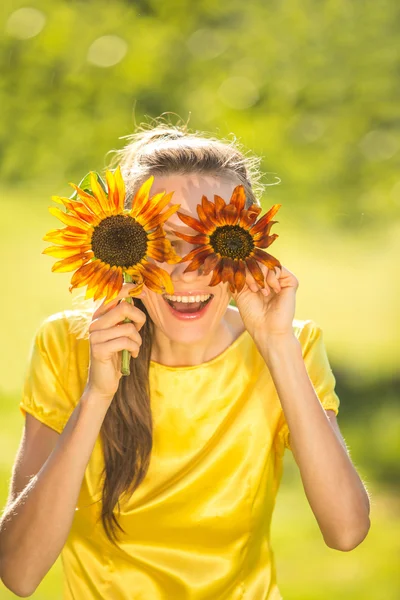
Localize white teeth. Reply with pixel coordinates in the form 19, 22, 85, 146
164, 293, 211, 303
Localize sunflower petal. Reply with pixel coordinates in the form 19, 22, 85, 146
65, 207, 99, 226
139, 262, 174, 294
180, 245, 213, 264
220, 257, 236, 290
201, 196, 218, 222
208, 260, 224, 287
90, 172, 113, 214
51, 253, 91, 273
91, 266, 116, 301
254, 233, 279, 248
238, 205, 262, 228
221, 204, 239, 226
234, 259, 247, 292
183, 248, 213, 273
93, 277, 112, 302
176, 212, 208, 234
42, 245, 92, 258
250, 204, 282, 236
197, 204, 216, 231
49, 206, 91, 230
126, 279, 144, 298
83, 264, 110, 298
130, 176, 154, 216
173, 231, 209, 245
230, 185, 246, 214
202, 252, 219, 275
145, 204, 180, 230
213, 194, 226, 215
70, 259, 100, 288
43, 229, 91, 244
165, 248, 182, 264
106, 166, 125, 212
147, 242, 174, 262
114, 166, 126, 211
52, 196, 97, 219
245, 257, 265, 288
103, 267, 124, 304
63, 197, 102, 222
253, 248, 282, 270
252, 221, 279, 241
69, 184, 107, 217
125, 266, 143, 284
139, 191, 175, 223
147, 226, 167, 241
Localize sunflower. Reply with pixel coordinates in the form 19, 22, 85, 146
172, 185, 282, 293
43, 167, 181, 304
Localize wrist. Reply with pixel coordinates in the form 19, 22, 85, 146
81, 385, 115, 408
254, 332, 300, 366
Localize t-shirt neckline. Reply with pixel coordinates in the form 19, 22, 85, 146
150, 329, 249, 372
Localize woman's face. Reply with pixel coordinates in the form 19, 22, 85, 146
141, 173, 238, 345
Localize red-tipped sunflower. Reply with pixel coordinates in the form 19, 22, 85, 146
43, 166, 181, 304
173, 185, 282, 293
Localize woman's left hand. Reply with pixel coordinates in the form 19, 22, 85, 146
231, 264, 299, 341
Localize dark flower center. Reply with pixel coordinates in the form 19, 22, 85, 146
91, 214, 148, 268
209, 225, 254, 259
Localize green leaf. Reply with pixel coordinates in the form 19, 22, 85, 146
69, 171, 107, 199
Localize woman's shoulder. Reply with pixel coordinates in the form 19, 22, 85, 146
35, 307, 95, 343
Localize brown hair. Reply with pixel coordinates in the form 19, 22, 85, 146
98, 115, 267, 545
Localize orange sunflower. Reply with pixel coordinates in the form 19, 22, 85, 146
173, 185, 282, 293
43, 167, 181, 304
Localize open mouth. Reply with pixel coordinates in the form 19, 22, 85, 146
162, 293, 214, 316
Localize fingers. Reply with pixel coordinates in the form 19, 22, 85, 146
245, 269, 260, 293
90, 336, 141, 361
90, 300, 147, 333
266, 266, 281, 294
92, 282, 146, 321
90, 322, 143, 347
244, 264, 282, 295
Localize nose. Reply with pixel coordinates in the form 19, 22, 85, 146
170, 256, 205, 283
170, 241, 206, 282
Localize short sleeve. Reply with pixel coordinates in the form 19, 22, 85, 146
19, 312, 77, 433
276, 320, 341, 452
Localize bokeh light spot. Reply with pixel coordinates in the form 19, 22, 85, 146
359, 130, 399, 162
87, 35, 128, 68
6, 7, 46, 40
186, 28, 228, 60
218, 76, 259, 110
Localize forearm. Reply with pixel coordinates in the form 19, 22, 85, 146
256, 333, 370, 551
0, 388, 110, 596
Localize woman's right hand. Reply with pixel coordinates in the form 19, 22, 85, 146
85, 283, 147, 404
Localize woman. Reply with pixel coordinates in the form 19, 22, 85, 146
0, 121, 370, 599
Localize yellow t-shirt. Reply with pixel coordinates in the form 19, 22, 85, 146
19, 310, 340, 600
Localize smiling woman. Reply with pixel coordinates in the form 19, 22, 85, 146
0, 117, 370, 600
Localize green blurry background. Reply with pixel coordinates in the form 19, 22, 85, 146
1, 0, 399, 597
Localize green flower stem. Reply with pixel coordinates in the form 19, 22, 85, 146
121, 272, 133, 376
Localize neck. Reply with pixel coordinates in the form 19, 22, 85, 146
150, 320, 234, 367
